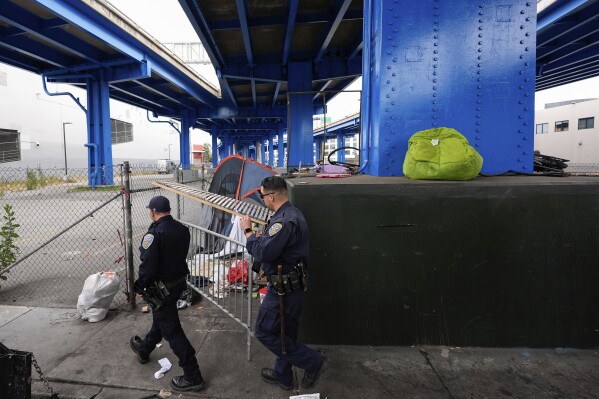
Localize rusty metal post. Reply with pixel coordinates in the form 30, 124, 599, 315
122, 161, 136, 309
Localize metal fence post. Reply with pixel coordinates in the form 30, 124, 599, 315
122, 162, 136, 309
176, 168, 181, 219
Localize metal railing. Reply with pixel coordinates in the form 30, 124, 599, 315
184, 221, 256, 360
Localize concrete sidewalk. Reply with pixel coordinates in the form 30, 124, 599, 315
1, 301, 598, 399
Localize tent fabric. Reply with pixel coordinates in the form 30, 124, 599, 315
199, 155, 275, 253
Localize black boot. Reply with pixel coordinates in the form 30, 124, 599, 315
170, 375, 205, 392
129, 336, 149, 364
301, 355, 328, 389
261, 368, 293, 391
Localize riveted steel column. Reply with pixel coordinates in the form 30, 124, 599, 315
287, 61, 314, 169
337, 133, 346, 163
260, 137, 267, 164
361, 0, 536, 176
211, 126, 219, 167
180, 109, 194, 170
314, 137, 322, 163
278, 128, 285, 167
268, 131, 275, 166
86, 70, 113, 186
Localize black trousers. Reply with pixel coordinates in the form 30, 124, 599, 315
139, 281, 201, 379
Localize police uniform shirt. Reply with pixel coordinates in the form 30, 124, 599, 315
137, 215, 190, 289
246, 201, 309, 275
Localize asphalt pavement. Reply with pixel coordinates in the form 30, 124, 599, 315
1, 299, 598, 399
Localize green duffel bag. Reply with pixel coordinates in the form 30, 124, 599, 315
403, 127, 483, 180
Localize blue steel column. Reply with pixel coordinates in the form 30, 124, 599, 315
86, 71, 113, 186
314, 137, 321, 163
260, 137, 267, 165
179, 109, 194, 170
211, 126, 218, 167
361, 0, 536, 176
268, 131, 275, 166
337, 133, 345, 163
287, 62, 314, 169
278, 129, 285, 167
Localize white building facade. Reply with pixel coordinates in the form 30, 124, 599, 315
535, 98, 598, 164
0, 64, 209, 170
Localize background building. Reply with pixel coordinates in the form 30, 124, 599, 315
535, 98, 598, 164
0, 64, 209, 170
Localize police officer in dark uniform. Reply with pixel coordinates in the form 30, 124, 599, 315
240, 176, 327, 391
129, 195, 204, 392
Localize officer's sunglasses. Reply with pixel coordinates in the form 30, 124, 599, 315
258, 191, 274, 199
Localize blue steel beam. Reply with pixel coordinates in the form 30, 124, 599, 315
210, 9, 362, 31
109, 83, 178, 114
178, 0, 225, 68
0, 1, 104, 63
272, 81, 282, 106
219, 76, 238, 108
282, 0, 299, 66
36, 0, 218, 108
539, 38, 599, 72
251, 78, 257, 107
538, 27, 599, 62
537, 13, 599, 49
314, 0, 352, 62
313, 80, 333, 100
235, 0, 254, 67
197, 105, 287, 119
222, 57, 361, 82
0, 51, 39, 72
0, 33, 72, 67
537, 0, 592, 31
348, 31, 363, 60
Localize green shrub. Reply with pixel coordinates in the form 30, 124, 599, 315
26, 168, 38, 190
37, 166, 47, 187
0, 204, 20, 284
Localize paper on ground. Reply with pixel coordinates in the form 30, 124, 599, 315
154, 357, 172, 379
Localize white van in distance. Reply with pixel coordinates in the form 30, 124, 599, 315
157, 159, 176, 174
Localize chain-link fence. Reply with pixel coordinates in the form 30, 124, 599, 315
565, 163, 599, 175
0, 163, 213, 309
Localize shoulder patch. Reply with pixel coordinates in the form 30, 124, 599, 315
268, 222, 283, 236
142, 233, 154, 249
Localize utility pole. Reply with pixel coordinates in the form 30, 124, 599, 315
62, 122, 72, 180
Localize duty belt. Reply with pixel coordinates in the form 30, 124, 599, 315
163, 276, 186, 290
267, 268, 305, 293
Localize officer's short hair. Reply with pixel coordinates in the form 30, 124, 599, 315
262, 176, 287, 194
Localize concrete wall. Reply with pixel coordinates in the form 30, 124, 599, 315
294, 176, 599, 348
534, 99, 599, 163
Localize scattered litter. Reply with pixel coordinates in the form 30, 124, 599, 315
156, 343, 162, 348
196, 306, 204, 310
315, 173, 351, 178
154, 358, 172, 379
290, 394, 320, 399
158, 389, 172, 398
176, 299, 191, 309
77, 271, 120, 322
441, 347, 449, 358
142, 305, 150, 313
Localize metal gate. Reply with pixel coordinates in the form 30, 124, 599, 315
122, 162, 257, 359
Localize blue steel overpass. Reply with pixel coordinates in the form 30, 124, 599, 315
1, 0, 598, 184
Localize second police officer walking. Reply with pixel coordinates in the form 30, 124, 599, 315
240, 176, 327, 391
129, 195, 205, 392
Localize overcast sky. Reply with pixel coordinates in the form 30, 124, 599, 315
108, 0, 599, 114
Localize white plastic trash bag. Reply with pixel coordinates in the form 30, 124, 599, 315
77, 271, 120, 322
